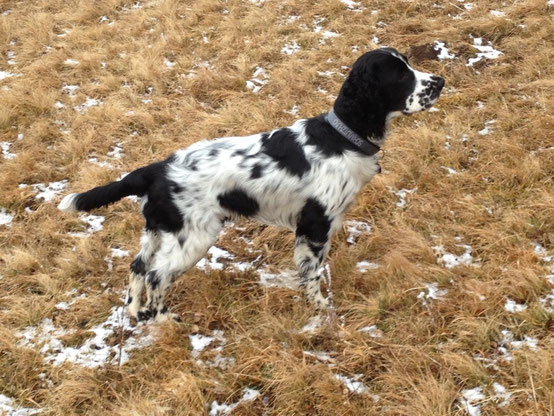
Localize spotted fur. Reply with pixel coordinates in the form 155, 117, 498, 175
58, 48, 444, 322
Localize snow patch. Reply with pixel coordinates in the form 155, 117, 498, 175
1, 141, 16, 159
16, 305, 152, 368
344, 220, 371, 245
356, 260, 379, 273
504, 298, 527, 313
29, 180, 68, 202
434, 41, 455, 60
387, 186, 417, 209
0, 208, 14, 227
460, 387, 485, 416
258, 269, 298, 290
209, 388, 260, 416
358, 325, 383, 338
433, 241, 476, 269
467, 37, 503, 67
68, 214, 105, 237
417, 282, 448, 307
246, 66, 268, 93
74, 97, 103, 113
281, 40, 301, 55
0, 394, 42, 416
334, 374, 368, 394
478, 120, 496, 135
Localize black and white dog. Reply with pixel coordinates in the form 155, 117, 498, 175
59, 48, 444, 323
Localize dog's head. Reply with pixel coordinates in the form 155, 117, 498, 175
340, 47, 445, 117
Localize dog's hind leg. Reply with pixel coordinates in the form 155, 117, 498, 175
126, 230, 160, 320
137, 220, 223, 323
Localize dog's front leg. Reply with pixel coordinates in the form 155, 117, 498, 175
294, 235, 330, 309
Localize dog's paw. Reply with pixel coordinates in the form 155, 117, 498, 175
137, 308, 154, 322
154, 311, 181, 323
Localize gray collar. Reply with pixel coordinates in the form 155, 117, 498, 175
325, 109, 381, 156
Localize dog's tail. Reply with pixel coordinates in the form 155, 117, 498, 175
58, 162, 163, 213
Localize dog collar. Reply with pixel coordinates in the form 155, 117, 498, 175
325, 109, 381, 156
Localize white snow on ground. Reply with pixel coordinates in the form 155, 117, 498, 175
492, 383, 512, 407
356, 260, 379, 273
89, 142, 124, 168
0, 208, 14, 227
105, 247, 130, 271
1, 141, 16, 159
387, 186, 417, 209
441, 166, 460, 176
504, 298, 527, 313
460, 387, 485, 416
22, 180, 68, 202
0, 71, 19, 80
478, 120, 496, 135
334, 374, 368, 394
0, 394, 42, 416
68, 214, 105, 237
303, 350, 336, 364
467, 37, 503, 66
459, 383, 512, 415
344, 220, 371, 245
339, 0, 364, 12
285, 105, 299, 115
74, 97, 103, 113
433, 240, 477, 269
189, 330, 225, 357
55, 293, 87, 311
532, 242, 554, 306
245, 66, 268, 93
209, 388, 260, 416
474, 329, 539, 370
64, 59, 79, 66
281, 40, 300, 55
196, 246, 237, 271
299, 315, 325, 334
539, 290, 554, 313
490, 10, 506, 17
62, 85, 79, 96
434, 41, 455, 60
17, 304, 152, 368
417, 282, 448, 307
258, 269, 298, 289
358, 325, 383, 338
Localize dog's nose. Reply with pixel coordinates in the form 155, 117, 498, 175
434, 76, 445, 91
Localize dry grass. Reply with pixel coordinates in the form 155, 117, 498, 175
1, 0, 553, 414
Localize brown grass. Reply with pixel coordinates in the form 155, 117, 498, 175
1, 0, 553, 414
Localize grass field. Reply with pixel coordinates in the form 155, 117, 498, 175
1, 0, 553, 414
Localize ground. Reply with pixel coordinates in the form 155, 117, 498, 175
0, 0, 553, 415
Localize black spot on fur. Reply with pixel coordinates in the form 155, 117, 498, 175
296, 198, 331, 244
126, 296, 133, 306
250, 163, 263, 179
130, 257, 146, 276
146, 271, 160, 290
262, 128, 310, 178
218, 188, 259, 217
142, 158, 185, 233
137, 309, 151, 321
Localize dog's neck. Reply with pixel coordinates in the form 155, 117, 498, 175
333, 79, 394, 146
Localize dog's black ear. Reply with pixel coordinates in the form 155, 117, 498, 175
336, 54, 381, 112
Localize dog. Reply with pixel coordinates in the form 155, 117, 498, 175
58, 47, 444, 323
